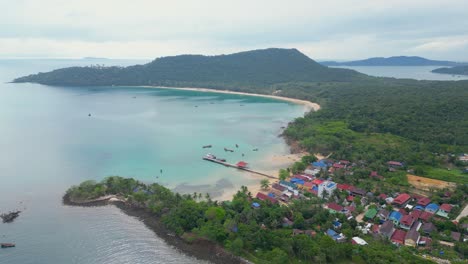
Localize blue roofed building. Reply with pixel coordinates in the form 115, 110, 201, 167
389, 211, 403, 225
312, 160, 328, 169
279, 180, 297, 190
252, 202, 260, 209
425, 203, 439, 214
326, 229, 346, 242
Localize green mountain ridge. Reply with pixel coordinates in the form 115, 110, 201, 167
13, 48, 366, 88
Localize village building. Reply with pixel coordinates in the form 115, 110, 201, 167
364, 208, 378, 221
417, 197, 431, 207
419, 211, 434, 222
421, 222, 437, 235
436, 203, 453, 218
379, 220, 395, 238
351, 237, 368, 245
404, 227, 420, 247
389, 211, 403, 225
391, 229, 407, 245
317, 180, 336, 198
425, 203, 439, 214
256, 192, 278, 204
393, 193, 411, 207
400, 215, 416, 230
326, 202, 344, 214
378, 209, 390, 221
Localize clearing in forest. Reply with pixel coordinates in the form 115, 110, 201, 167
407, 174, 456, 191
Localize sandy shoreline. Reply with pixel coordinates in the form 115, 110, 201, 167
137, 85, 321, 112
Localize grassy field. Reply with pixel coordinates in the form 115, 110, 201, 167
422, 167, 468, 184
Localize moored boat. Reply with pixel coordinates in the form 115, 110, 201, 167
202, 145, 212, 148
1, 243, 15, 248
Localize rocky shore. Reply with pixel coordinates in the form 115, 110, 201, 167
63, 193, 248, 264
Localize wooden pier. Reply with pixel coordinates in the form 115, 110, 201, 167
203, 157, 278, 179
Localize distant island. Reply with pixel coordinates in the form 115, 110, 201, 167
320, 56, 465, 66
432, 65, 468, 76
14, 48, 366, 88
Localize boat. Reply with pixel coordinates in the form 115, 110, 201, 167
1, 243, 15, 248
253, 148, 258, 151
204, 153, 216, 159
216, 158, 226, 162
202, 145, 212, 148
224, 147, 234, 152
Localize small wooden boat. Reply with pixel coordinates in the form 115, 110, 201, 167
1, 243, 15, 248
252, 148, 259, 151
202, 145, 212, 148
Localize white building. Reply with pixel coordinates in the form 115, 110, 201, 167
318, 180, 337, 198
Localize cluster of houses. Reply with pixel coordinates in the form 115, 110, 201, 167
325, 190, 462, 248
252, 157, 465, 253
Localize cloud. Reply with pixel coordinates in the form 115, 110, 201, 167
1, 0, 468, 60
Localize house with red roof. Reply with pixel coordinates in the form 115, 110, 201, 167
333, 163, 345, 169
436, 204, 453, 218
393, 193, 411, 207
370, 171, 384, 179
346, 195, 355, 202
419, 211, 434, 222
410, 210, 422, 220
391, 229, 407, 245
417, 197, 431, 207
387, 161, 404, 167
378, 193, 387, 200
256, 192, 278, 204
339, 160, 350, 165
311, 179, 324, 185
400, 215, 416, 230
326, 203, 344, 213
337, 183, 353, 191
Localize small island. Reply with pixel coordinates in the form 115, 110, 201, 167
432, 65, 468, 76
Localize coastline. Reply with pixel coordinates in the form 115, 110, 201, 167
63, 193, 249, 264
137, 85, 321, 112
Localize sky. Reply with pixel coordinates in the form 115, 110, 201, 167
1, 0, 468, 60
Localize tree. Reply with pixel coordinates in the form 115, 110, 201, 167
291, 162, 306, 174
260, 179, 270, 190
301, 155, 317, 164
279, 169, 289, 181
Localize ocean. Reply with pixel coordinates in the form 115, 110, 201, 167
0, 59, 305, 264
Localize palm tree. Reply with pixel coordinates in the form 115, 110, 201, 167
260, 179, 270, 190
193, 192, 198, 200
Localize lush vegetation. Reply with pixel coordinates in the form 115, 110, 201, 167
16, 48, 468, 181
432, 65, 468, 76
66, 176, 438, 264
13, 48, 366, 87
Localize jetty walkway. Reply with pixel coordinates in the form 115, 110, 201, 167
202, 156, 278, 179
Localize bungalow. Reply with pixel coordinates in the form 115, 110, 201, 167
251, 202, 260, 209
290, 178, 305, 186
400, 215, 416, 230
405, 228, 420, 247
327, 202, 344, 214
332, 220, 342, 229
311, 178, 324, 185
378, 193, 387, 200
371, 224, 380, 234
350, 187, 366, 197
304, 168, 319, 176
425, 203, 439, 214
421, 222, 437, 235
351, 237, 368, 245
378, 209, 390, 221
389, 211, 403, 225
417, 197, 431, 207
436, 204, 453, 218
312, 160, 328, 170
364, 208, 378, 221
256, 192, 278, 204
387, 161, 404, 167
346, 195, 355, 202
272, 183, 286, 192
344, 205, 356, 215
339, 160, 351, 166
370, 171, 384, 180
337, 183, 353, 192
379, 220, 395, 238
391, 229, 407, 245
418, 236, 432, 248
332, 163, 345, 169
326, 229, 346, 242
393, 193, 411, 207
279, 180, 297, 191
419, 211, 434, 222
410, 210, 422, 220
293, 174, 311, 181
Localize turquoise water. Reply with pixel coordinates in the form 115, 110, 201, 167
0, 59, 304, 263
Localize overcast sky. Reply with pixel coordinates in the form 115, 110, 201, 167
1, 0, 468, 60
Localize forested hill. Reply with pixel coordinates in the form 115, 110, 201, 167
321, 56, 463, 66
432, 65, 468, 76
13, 48, 366, 88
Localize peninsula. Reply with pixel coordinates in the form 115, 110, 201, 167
432, 65, 468, 76
320, 56, 466, 66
